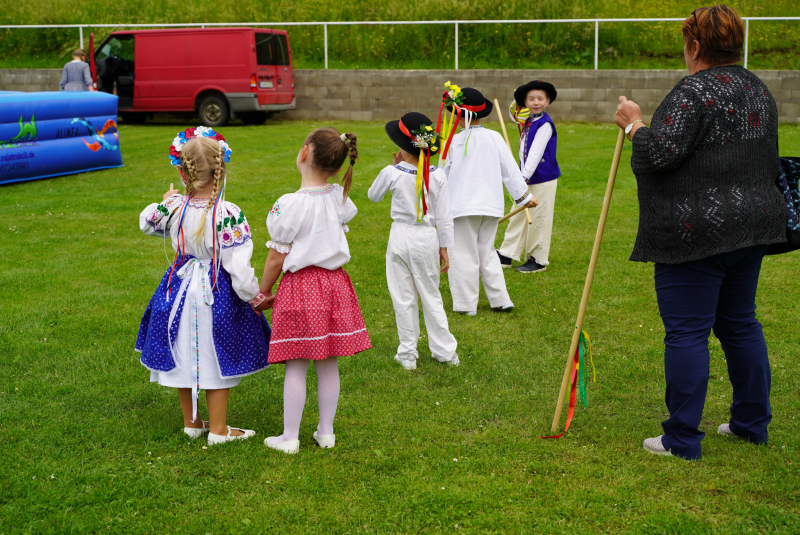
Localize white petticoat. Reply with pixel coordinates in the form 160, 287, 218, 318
149, 261, 240, 391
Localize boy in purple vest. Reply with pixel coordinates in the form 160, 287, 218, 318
498, 81, 561, 273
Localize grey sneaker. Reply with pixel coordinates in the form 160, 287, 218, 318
394, 354, 417, 370
643, 435, 672, 456
718, 423, 739, 437
496, 250, 512, 269
493, 304, 515, 312
516, 257, 546, 273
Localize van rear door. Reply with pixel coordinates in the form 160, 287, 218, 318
272, 32, 293, 105
254, 32, 279, 105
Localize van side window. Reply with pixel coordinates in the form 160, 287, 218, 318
256, 33, 290, 66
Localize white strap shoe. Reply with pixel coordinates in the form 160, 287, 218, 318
184, 421, 210, 439
207, 425, 256, 445
313, 431, 335, 448
265, 436, 300, 454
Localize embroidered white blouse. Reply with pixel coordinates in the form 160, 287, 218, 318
266, 183, 358, 273
139, 194, 261, 303
442, 126, 533, 218
519, 116, 553, 181
367, 162, 454, 248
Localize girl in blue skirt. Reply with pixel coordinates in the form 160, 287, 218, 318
136, 127, 272, 445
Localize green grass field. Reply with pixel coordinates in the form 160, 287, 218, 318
1, 118, 799, 533
1, 0, 799, 70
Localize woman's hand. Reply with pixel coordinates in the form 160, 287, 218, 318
163, 183, 180, 200
615, 96, 643, 129
439, 248, 450, 273
392, 151, 405, 166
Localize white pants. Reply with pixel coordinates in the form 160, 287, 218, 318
386, 224, 458, 364
499, 180, 558, 264
450, 215, 512, 312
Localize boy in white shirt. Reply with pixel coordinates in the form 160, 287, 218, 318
498, 80, 561, 273
442, 87, 538, 316
368, 112, 459, 370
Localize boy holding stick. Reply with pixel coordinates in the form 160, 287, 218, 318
497, 81, 561, 273
442, 87, 538, 315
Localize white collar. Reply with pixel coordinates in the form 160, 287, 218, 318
397, 161, 418, 171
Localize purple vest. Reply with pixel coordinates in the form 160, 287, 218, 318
522, 112, 560, 185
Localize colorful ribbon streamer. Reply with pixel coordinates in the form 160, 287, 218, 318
541, 330, 596, 439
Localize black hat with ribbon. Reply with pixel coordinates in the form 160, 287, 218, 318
514, 80, 558, 108
446, 87, 494, 120
385, 112, 439, 158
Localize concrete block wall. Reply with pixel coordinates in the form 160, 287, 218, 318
2, 68, 798, 123
285, 69, 800, 124
0, 69, 62, 93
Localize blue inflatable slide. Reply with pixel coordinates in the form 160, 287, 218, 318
0, 91, 122, 186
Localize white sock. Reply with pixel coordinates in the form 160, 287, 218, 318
314, 357, 340, 436
275, 359, 310, 442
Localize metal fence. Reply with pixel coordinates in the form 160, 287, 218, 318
3, 17, 799, 70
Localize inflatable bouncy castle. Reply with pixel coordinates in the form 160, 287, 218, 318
0, 91, 123, 186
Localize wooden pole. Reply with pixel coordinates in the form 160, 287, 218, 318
494, 98, 532, 225
550, 128, 626, 433
499, 203, 528, 224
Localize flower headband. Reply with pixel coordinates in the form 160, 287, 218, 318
168, 126, 232, 169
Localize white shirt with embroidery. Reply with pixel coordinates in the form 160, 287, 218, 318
367, 161, 454, 248
442, 126, 533, 218
139, 194, 260, 302
266, 183, 358, 273
519, 116, 553, 181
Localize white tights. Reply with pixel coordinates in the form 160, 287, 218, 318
277, 357, 340, 441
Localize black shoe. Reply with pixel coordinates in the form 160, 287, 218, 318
496, 250, 512, 269
516, 257, 546, 273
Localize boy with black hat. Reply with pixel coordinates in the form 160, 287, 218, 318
368, 112, 459, 370
497, 80, 561, 273
441, 87, 538, 316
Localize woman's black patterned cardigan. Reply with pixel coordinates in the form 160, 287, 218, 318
629, 64, 786, 264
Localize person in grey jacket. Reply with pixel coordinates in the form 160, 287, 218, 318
60, 49, 94, 91
614, 5, 785, 460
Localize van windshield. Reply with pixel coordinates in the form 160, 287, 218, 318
256, 33, 289, 66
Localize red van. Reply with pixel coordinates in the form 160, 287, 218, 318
93, 27, 295, 126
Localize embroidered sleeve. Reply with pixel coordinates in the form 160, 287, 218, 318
218, 202, 259, 302
216, 203, 252, 250
266, 195, 301, 253
139, 194, 183, 237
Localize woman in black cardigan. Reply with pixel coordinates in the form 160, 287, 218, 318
614, 4, 786, 460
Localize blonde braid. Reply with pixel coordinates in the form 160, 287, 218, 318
183, 157, 197, 195
206, 144, 223, 212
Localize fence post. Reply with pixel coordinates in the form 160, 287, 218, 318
594, 20, 599, 70
455, 22, 459, 70
79, 26, 84, 50
744, 19, 749, 69
324, 23, 328, 70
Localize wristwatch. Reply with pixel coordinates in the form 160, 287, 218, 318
625, 119, 644, 141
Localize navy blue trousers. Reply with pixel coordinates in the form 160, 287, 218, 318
654, 245, 772, 460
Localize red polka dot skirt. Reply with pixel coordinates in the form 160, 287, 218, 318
268, 266, 372, 363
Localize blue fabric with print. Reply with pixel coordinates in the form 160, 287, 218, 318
136, 255, 271, 377
522, 112, 560, 185
767, 156, 800, 255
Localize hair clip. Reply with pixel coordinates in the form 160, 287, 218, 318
340, 133, 348, 143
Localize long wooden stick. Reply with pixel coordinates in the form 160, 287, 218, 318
494, 98, 532, 225
550, 128, 626, 433
498, 203, 528, 223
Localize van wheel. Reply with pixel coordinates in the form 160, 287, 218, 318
239, 112, 269, 125
198, 96, 229, 127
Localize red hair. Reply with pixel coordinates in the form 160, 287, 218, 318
682, 5, 744, 65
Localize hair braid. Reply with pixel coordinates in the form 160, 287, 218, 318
183, 157, 197, 195
341, 132, 357, 202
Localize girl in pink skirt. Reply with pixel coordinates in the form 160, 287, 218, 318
255, 127, 372, 454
